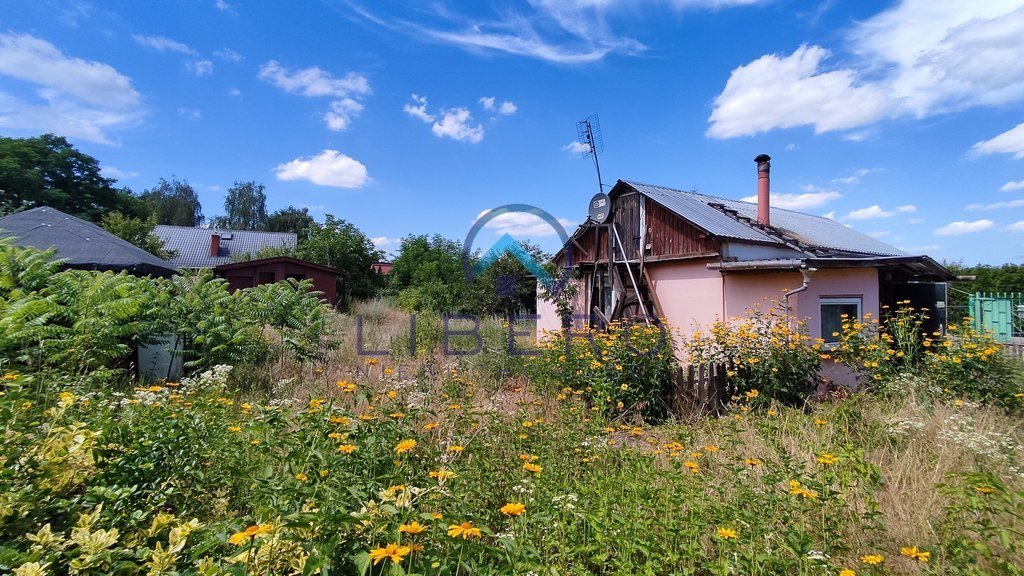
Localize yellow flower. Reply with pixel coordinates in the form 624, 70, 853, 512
704, 445, 719, 452
423, 421, 439, 431
814, 418, 827, 426
716, 526, 738, 540
523, 461, 543, 473
399, 521, 428, 535
859, 554, 884, 565
974, 485, 995, 494
336, 381, 356, 393
745, 389, 759, 400
294, 472, 309, 482
448, 445, 464, 453
500, 502, 526, 516
395, 439, 417, 454
337, 443, 358, 454
228, 523, 273, 546
429, 468, 457, 481
368, 543, 411, 565
683, 461, 700, 473
366, 358, 380, 366
900, 546, 930, 563
228, 425, 242, 432
447, 521, 482, 539
816, 453, 839, 465
744, 458, 762, 467
839, 569, 856, 576
12, 562, 48, 576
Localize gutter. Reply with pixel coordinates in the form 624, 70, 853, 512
707, 259, 808, 272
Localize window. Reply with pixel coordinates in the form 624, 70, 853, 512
820, 297, 862, 344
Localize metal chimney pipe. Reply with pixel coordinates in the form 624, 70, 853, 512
755, 154, 771, 226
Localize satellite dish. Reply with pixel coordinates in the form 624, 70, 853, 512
589, 192, 611, 224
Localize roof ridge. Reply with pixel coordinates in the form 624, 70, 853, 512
623, 179, 837, 221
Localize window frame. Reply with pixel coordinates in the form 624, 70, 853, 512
820, 296, 863, 347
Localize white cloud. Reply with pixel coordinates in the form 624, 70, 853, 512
479, 96, 495, 110
845, 205, 889, 219
187, 59, 214, 76
258, 60, 370, 131
831, 168, 874, 185
966, 199, 1024, 210
477, 209, 574, 237
1000, 179, 1024, 191
908, 217, 925, 224
934, 219, 995, 236
177, 107, 201, 120
740, 186, 842, 210
228, 88, 241, 96
100, 166, 139, 180
324, 98, 363, 131
707, 45, 890, 138
213, 48, 243, 62
371, 236, 401, 251
822, 210, 836, 220
498, 101, 517, 115
258, 60, 369, 98
708, 1, 1024, 138
563, 140, 592, 154
1007, 221, 1024, 231
897, 204, 917, 213
971, 122, 1024, 159
274, 149, 369, 189
432, 108, 484, 143
0, 33, 142, 143
214, 0, 233, 11
785, 143, 799, 151
403, 94, 435, 123
132, 34, 197, 56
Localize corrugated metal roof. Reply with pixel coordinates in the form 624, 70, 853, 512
0, 207, 177, 276
621, 180, 905, 257
153, 225, 297, 268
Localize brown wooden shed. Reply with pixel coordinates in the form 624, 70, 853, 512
214, 256, 340, 305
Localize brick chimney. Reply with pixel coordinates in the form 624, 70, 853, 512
755, 154, 771, 226
209, 233, 221, 257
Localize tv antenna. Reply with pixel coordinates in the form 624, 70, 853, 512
576, 114, 605, 195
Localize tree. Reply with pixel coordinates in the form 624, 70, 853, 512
466, 242, 548, 316
266, 206, 315, 238
295, 215, 383, 303
140, 177, 204, 226
387, 234, 470, 312
101, 212, 175, 260
0, 133, 148, 221
211, 181, 268, 230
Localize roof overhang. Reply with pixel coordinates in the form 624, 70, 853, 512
707, 255, 955, 282
214, 255, 341, 276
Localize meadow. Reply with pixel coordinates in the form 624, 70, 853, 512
1, 242, 1023, 575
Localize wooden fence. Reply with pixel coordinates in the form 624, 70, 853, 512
671, 363, 733, 417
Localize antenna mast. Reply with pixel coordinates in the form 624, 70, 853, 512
576, 114, 605, 195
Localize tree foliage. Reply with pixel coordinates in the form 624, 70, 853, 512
0, 134, 148, 222
211, 181, 268, 231
943, 262, 1024, 320
266, 206, 315, 238
139, 177, 204, 226
295, 215, 383, 303
101, 212, 175, 260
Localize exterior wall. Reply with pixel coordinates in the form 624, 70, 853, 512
219, 261, 338, 305
646, 260, 724, 349
536, 277, 588, 339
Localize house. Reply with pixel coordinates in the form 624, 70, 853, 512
152, 225, 340, 305
372, 261, 393, 275
537, 154, 954, 385
214, 256, 340, 305
153, 225, 298, 268
0, 206, 177, 276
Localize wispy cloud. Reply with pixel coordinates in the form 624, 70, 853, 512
0, 33, 143, 143
213, 48, 243, 62
132, 34, 197, 56
1000, 179, 1024, 192
844, 203, 916, 220
740, 185, 842, 210
258, 60, 370, 131
101, 166, 139, 180
971, 122, 1024, 160
403, 94, 435, 123
966, 199, 1024, 210
477, 209, 574, 237
934, 219, 994, 236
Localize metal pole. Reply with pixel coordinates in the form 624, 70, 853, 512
610, 223, 650, 324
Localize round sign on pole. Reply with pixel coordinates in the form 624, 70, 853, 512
589, 192, 611, 224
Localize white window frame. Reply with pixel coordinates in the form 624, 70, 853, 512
820, 297, 863, 347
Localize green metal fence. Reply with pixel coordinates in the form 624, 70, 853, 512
968, 292, 1024, 343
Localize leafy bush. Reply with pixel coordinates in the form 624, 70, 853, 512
683, 305, 821, 405
530, 320, 677, 419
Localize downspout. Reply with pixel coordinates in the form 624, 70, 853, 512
783, 267, 817, 329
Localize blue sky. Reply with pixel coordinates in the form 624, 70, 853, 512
2, 0, 1024, 264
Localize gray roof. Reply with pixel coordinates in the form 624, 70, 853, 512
0, 207, 177, 276
153, 225, 297, 268
621, 180, 905, 257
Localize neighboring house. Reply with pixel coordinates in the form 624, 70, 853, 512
153, 225, 298, 268
152, 225, 340, 304
0, 206, 176, 276
372, 261, 393, 275
537, 154, 954, 385
215, 256, 340, 305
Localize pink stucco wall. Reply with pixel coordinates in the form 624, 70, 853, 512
536, 277, 587, 339
646, 260, 724, 345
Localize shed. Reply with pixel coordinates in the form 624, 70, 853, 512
214, 255, 340, 305
0, 206, 177, 276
